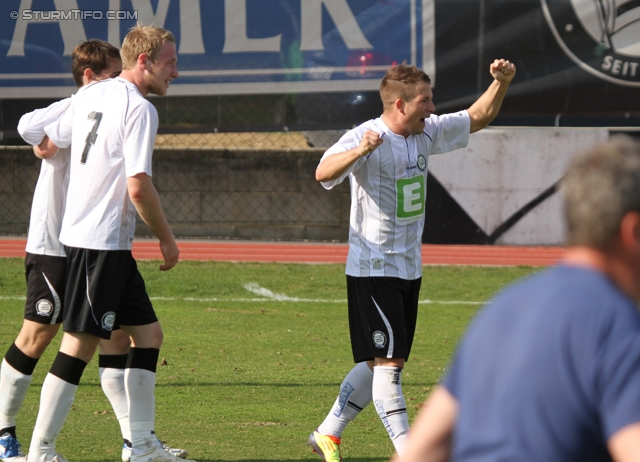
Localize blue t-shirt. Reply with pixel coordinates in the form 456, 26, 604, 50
443, 265, 640, 461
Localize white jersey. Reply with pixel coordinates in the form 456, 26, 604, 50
320, 112, 470, 279
18, 98, 72, 257
45, 77, 157, 251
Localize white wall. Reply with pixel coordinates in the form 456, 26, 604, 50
428, 127, 610, 245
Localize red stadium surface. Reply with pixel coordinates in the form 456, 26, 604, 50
0, 238, 564, 266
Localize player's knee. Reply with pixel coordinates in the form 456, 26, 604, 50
15, 322, 60, 357
126, 322, 163, 349
111, 329, 133, 351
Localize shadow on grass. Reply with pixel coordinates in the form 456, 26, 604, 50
182, 459, 388, 462
31, 381, 440, 389
88, 459, 388, 462
154, 381, 440, 389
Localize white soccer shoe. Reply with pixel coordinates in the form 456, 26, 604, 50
122, 439, 189, 462
130, 445, 195, 462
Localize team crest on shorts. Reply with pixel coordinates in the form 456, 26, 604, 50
417, 154, 427, 172
101, 312, 116, 331
372, 330, 387, 348
541, 0, 640, 86
35, 299, 53, 316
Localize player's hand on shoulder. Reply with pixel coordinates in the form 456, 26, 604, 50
490, 59, 516, 84
358, 130, 384, 157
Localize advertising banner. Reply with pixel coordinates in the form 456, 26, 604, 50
0, 0, 435, 98
0, 0, 638, 123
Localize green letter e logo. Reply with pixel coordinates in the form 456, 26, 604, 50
396, 175, 425, 223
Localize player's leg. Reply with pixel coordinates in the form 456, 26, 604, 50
98, 329, 188, 462
28, 332, 99, 462
116, 257, 193, 462
0, 254, 65, 461
27, 247, 122, 461
309, 362, 373, 462
369, 277, 421, 458
98, 330, 132, 460
308, 276, 377, 462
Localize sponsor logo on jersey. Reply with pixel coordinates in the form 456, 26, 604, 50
333, 382, 356, 417
373, 330, 387, 348
542, 0, 640, 86
101, 311, 116, 331
35, 299, 53, 316
396, 175, 425, 223
417, 154, 427, 171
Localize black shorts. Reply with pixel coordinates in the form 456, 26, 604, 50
347, 275, 421, 363
63, 246, 157, 339
24, 253, 66, 324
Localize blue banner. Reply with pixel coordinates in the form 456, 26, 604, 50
0, 0, 435, 98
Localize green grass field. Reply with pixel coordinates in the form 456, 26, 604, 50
0, 258, 539, 461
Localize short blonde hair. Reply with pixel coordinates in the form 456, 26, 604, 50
379, 63, 431, 111
120, 24, 176, 70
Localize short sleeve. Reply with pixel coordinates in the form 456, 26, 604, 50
425, 111, 470, 155
43, 99, 74, 150
123, 100, 158, 177
319, 128, 368, 189
597, 333, 640, 439
18, 98, 71, 146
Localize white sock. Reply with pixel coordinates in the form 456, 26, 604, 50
372, 366, 410, 456
29, 374, 78, 456
99, 367, 130, 441
126, 368, 157, 454
0, 358, 33, 430
318, 362, 373, 438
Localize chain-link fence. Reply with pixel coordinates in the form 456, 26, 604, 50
0, 91, 383, 149
0, 90, 377, 242
0, 144, 353, 242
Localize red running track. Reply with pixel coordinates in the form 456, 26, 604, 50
0, 238, 564, 266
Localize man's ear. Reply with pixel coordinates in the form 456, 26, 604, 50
138, 53, 149, 69
619, 211, 640, 252
395, 98, 405, 114
82, 67, 94, 85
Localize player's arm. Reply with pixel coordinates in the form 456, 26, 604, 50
127, 172, 179, 271
467, 59, 516, 134
33, 135, 59, 159
18, 98, 71, 146
609, 423, 640, 461
390, 385, 457, 462
316, 130, 383, 182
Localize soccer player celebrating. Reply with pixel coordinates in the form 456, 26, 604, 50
309, 59, 516, 460
28, 26, 190, 462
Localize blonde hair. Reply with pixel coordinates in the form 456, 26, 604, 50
379, 63, 431, 111
120, 24, 176, 70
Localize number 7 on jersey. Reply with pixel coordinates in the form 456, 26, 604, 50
81, 111, 102, 164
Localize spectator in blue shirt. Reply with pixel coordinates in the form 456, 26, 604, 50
397, 135, 640, 462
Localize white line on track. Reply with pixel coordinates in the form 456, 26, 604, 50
0, 283, 484, 306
